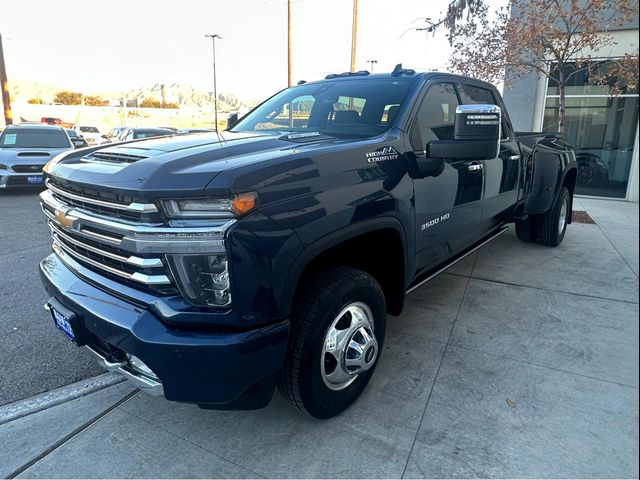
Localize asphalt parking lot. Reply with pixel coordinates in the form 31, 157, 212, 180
0, 188, 103, 406
0, 195, 637, 478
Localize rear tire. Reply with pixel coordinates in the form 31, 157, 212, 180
278, 267, 386, 419
515, 217, 538, 243
538, 186, 570, 247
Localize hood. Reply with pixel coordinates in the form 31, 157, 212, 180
0, 146, 73, 166
44, 130, 355, 198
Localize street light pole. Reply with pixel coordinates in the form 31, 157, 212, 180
287, 0, 292, 87
349, 0, 358, 72
205, 34, 222, 130
367, 59, 377, 73
0, 33, 13, 126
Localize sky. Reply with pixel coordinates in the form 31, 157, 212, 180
1, 0, 487, 101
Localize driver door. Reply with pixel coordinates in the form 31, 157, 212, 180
409, 82, 484, 270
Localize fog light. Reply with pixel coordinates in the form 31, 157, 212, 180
167, 253, 231, 307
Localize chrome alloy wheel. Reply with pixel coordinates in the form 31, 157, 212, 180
321, 302, 378, 391
559, 195, 568, 235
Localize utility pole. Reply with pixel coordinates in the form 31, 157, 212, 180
349, 0, 359, 72
367, 59, 377, 73
205, 33, 222, 131
287, 0, 292, 87
0, 33, 13, 126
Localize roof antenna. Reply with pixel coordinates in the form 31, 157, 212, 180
392, 63, 403, 75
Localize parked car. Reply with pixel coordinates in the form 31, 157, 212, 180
105, 127, 126, 142
118, 127, 175, 141
65, 129, 88, 148
73, 126, 104, 145
38, 67, 577, 418
0, 124, 73, 188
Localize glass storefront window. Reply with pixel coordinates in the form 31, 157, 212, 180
543, 61, 639, 198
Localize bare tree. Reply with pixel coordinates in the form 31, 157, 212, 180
448, 0, 639, 132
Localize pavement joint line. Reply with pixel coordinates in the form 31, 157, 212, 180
400, 256, 479, 478
449, 343, 640, 391
443, 271, 639, 305
589, 218, 639, 281
6, 389, 140, 479
121, 408, 268, 479
0, 373, 125, 426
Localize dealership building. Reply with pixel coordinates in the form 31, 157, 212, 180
503, 12, 639, 202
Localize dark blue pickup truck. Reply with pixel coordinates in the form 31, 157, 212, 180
38, 67, 577, 418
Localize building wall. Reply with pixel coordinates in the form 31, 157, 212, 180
502, 5, 639, 201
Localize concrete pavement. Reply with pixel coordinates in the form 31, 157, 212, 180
1, 198, 638, 478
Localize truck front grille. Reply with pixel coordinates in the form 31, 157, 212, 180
39, 182, 232, 299
41, 199, 176, 294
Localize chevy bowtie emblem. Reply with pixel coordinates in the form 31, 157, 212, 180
54, 209, 76, 230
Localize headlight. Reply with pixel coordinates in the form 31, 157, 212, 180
167, 253, 231, 307
161, 192, 257, 219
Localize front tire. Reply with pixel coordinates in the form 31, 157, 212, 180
538, 186, 570, 246
278, 267, 386, 419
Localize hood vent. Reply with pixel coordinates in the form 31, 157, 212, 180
17, 151, 50, 157
88, 150, 149, 163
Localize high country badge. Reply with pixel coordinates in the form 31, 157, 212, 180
365, 146, 399, 163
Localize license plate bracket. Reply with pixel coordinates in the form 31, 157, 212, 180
26, 175, 44, 184
48, 300, 83, 344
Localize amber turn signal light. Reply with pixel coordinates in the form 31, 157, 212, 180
231, 192, 258, 216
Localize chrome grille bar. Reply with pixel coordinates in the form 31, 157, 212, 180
52, 241, 171, 286
49, 222, 163, 268
46, 179, 158, 213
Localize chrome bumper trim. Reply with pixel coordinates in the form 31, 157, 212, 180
85, 346, 164, 397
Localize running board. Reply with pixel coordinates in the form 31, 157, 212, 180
406, 226, 509, 295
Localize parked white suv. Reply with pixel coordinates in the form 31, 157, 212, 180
74, 126, 105, 145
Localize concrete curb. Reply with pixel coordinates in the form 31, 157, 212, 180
0, 373, 124, 426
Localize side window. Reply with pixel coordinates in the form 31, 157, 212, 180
410, 83, 459, 151
459, 84, 495, 104
460, 84, 509, 139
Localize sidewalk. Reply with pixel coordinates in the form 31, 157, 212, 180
2, 198, 638, 479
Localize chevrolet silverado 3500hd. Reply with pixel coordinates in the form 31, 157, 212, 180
39, 67, 577, 418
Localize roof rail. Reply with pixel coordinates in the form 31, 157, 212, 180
391, 63, 416, 76
324, 70, 370, 79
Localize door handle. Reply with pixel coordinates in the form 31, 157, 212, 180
508, 155, 521, 161
467, 163, 483, 171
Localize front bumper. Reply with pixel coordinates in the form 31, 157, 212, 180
39, 253, 289, 409
0, 172, 45, 188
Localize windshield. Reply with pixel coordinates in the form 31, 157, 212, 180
231, 78, 417, 138
79, 126, 99, 133
0, 129, 70, 148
